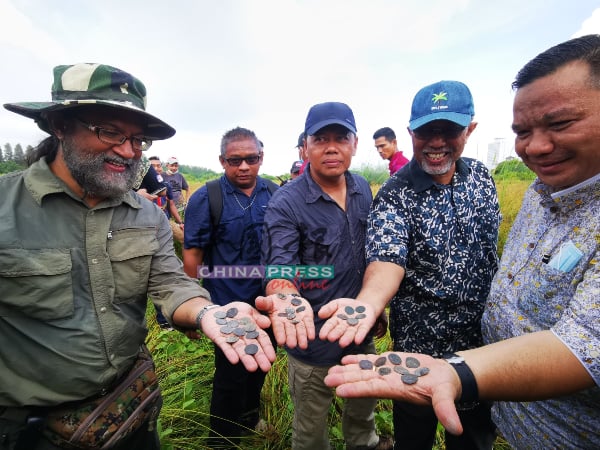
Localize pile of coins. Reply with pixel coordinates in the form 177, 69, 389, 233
359, 353, 430, 385
337, 304, 367, 326
276, 293, 307, 324
213, 307, 260, 355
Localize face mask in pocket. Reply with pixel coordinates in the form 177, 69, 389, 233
547, 241, 583, 273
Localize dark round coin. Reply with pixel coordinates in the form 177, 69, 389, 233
296, 306, 306, 313
414, 367, 430, 377
355, 313, 367, 319
401, 373, 419, 385
355, 305, 366, 313
347, 317, 359, 326
227, 319, 239, 328
233, 327, 246, 337
286, 313, 296, 320
393, 366, 409, 375
244, 344, 259, 355
378, 367, 392, 376
387, 353, 402, 365
405, 357, 420, 368
213, 310, 227, 319
226, 307, 238, 318
290, 319, 300, 324
337, 313, 348, 320
359, 359, 373, 370
246, 330, 259, 339
225, 336, 239, 344
344, 305, 355, 315
291, 298, 302, 306
374, 356, 387, 367
215, 318, 228, 325
278, 312, 289, 317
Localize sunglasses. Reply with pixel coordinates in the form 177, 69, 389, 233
224, 155, 262, 167
412, 126, 466, 141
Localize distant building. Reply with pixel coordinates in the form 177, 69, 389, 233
486, 138, 506, 170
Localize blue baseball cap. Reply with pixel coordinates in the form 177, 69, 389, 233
409, 80, 474, 130
304, 102, 357, 135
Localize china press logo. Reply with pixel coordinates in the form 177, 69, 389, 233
197, 265, 334, 279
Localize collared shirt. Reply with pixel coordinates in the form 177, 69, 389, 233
0, 158, 209, 406
184, 175, 274, 305
388, 150, 410, 176
261, 168, 373, 366
482, 176, 600, 449
367, 157, 500, 356
163, 171, 189, 204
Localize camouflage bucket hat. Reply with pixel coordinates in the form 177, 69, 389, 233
3, 63, 175, 140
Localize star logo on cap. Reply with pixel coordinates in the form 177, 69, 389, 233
431, 91, 448, 104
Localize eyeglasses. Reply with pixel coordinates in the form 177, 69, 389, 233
74, 118, 152, 151
412, 126, 466, 141
224, 155, 262, 167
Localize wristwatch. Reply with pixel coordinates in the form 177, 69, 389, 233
443, 353, 479, 409
195, 304, 219, 333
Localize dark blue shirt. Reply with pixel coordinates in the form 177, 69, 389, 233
367, 157, 500, 356
184, 176, 274, 305
261, 168, 373, 365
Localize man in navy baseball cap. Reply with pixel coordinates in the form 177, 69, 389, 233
304, 101, 357, 136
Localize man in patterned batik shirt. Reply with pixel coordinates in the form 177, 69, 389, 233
324, 80, 500, 450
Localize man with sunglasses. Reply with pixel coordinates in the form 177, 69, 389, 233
0, 64, 276, 450
183, 127, 277, 448
319, 81, 500, 449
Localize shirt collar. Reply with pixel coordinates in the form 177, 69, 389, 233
303, 163, 360, 203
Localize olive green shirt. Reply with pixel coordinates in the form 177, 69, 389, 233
0, 158, 210, 406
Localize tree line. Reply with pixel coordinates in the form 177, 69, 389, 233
0, 142, 35, 174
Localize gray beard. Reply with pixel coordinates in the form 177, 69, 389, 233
61, 137, 140, 199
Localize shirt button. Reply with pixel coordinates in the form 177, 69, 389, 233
507, 273, 513, 279
91, 258, 98, 264
100, 307, 107, 313
528, 243, 534, 248
109, 354, 115, 360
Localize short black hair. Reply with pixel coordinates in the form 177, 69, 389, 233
513, 34, 600, 90
373, 127, 396, 141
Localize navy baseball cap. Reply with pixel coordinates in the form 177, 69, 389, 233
304, 102, 357, 135
296, 132, 304, 148
290, 160, 303, 174
409, 80, 474, 130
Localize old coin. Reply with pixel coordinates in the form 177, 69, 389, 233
233, 327, 246, 337
387, 353, 402, 365
393, 366, 409, 375
337, 313, 348, 320
226, 307, 238, 318
245, 330, 259, 339
378, 367, 392, 376
296, 306, 306, 313
405, 357, 420, 368
347, 317, 359, 326
344, 305, 355, 315
291, 298, 302, 306
355, 305, 366, 313
414, 367, 430, 377
225, 336, 239, 344
215, 318, 228, 325
214, 310, 227, 319
359, 359, 374, 370
277, 293, 287, 299
401, 373, 419, 385
355, 313, 367, 319
374, 356, 387, 367
244, 344, 259, 355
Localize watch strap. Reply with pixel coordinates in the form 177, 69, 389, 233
443, 353, 479, 404
195, 304, 219, 333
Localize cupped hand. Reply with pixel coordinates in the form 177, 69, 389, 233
255, 293, 315, 349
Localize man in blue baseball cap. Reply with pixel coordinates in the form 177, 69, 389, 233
257, 102, 392, 449
319, 82, 500, 450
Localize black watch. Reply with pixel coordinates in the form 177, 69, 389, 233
443, 353, 479, 409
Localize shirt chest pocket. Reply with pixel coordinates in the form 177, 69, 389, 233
107, 228, 159, 303
0, 248, 74, 320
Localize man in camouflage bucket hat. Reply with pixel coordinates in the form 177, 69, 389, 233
0, 63, 277, 450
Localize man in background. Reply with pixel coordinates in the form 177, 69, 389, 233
163, 156, 189, 208
373, 127, 409, 176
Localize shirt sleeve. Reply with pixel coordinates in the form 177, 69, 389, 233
183, 187, 212, 249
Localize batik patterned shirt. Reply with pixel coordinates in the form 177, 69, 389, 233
367, 157, 500, 356
482, 175, 600, 449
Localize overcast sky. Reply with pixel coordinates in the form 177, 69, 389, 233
1, 0, 599, 175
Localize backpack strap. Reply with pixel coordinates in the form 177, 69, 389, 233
206, 179, 223, 230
